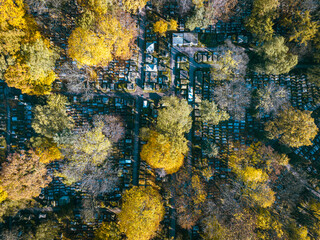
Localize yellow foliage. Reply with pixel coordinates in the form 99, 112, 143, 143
68, 27, 112, 66
265, 107, 318, 148
241, 166, 268, 185
249, 185, 275, 208
68, 13, 136, 66
256, 209, 284, 238
5, 63, 56, 95
0, 0, 26, 31
0, 186, 8, 203
153, 19, 168, 35
140, 131, 187, 174
0, 29, 25, 55
169, 19, 178, 31
118, 186, 165, 240
191, 175, 207, 205
35, 139, 63, 164
123, 0, 148, 13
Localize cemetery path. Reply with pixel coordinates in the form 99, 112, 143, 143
132, 97, 142, 186
4, 85, 10, 152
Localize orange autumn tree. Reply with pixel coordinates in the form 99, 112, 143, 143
118, 186, 165, 240
0, 150, 51, 201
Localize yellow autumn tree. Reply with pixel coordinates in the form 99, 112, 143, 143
68, 14, 136, 66
0, 0, 26, 31
68, 27, 111, 66
229, 142, 287, 208
122, 0, 148, 13
168, 19, 178, 31
0, 185, 8, 203
118, 186, 165, 240
265, 107, 318, 148
140, 131, 188, 174
32, 137, 63, 164
153, 19, 168, 35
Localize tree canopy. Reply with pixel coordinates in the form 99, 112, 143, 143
199, 100, 229, 125
255, 82, 290, 118
156, 96, 192, 137
94, 222, 122, 240
0, 150, 51, 201
68, 7, 137, 66
229, 142, 288, 208
32, 94, 74, 139
265, 107, 318, 148
140, 131, 188, 174
118, 186, 165, 240
254, 36, 298, 75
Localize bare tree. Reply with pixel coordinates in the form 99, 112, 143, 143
93, 114, 125, 143
211, 40, 249, 80
214, 80, 251, 120
80, 162, 119, 197
0, 228, 21, 240
177, 0, 193, 16
59, 62, 96, 101
255, 82, 290, 118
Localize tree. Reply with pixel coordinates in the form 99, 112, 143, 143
118, 186, 165, 240
203, 141, 219, 158
32, 94, 74, 139
140, 131, 188, 174
245, 0, 279, 42
0, 0, 26, 31
122, 0, 148, 13
255, 82, 290, 118
31, 136, 63, 163
55, 123, 112, 165
81, 197, 100, 223
0, 228, 21, 240
0, 150, 51, 201
28, 220, 60, 240
251, 0, 279, 15
79, 162, 118, 196
214, 80, 251, 120
186, 0, 237, 30
59, 63, 96, 100
68, 13, 137, 66
211, 40, 249, 80
174, 170, 207, 229
245, 15, 274, 42
93, 114, 125, 143
201, 215, 229, 240
287, 222, 311, 240
67, 27, 112, 66
307, 65, 320, 87
153, 19, 168, 35
228, 142, 288, 208
289, 11, 319, 45
199, 100, 229, 125
95, 222, 122, 240
185, 7, 211, 31
4, 37, 59, 95
254, 36, 298, 75
156, 96, 192, 137
265, 107, 318, 148
168, 19, 178, 31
